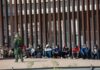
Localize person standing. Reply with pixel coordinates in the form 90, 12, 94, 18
14, 34, 23, 62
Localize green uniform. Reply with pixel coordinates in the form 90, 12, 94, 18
14, 37, 23, 62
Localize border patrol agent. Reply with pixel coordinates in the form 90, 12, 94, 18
14, 34, 23, 62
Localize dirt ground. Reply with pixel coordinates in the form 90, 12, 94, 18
0, 58, 100, 69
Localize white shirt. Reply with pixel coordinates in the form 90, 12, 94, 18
31, 48, 35, 54
44, 48, 52, 51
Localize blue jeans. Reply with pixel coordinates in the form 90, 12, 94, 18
92, 52, 99, 59
44, 51, 52, 58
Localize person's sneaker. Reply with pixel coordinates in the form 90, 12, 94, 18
21, 60, 24, 62
15, 61, 18, 62
24, 56, 27, 59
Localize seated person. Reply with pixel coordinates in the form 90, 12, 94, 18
62, 47, 70, 58
84, 47, 90, 59
80, 47, 85, 58
80, 44, 90, 59
0, 47, 4, 59
8, 48, 14, 58
30, 48, 35, 57
80, 44, 87, 58
26, 46, 31, 58
44, 44, 52, 58
92, 44, 99, 59
35, 45, 43, 58
53, 45, 61, 58
72, 45, 80, 58
3, 47, 9, 58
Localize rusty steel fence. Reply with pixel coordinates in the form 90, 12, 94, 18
0, 0, 100, 52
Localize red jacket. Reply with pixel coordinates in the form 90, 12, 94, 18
72, 46, 80, 53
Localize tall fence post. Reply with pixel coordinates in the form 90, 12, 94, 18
67, 0, 72, 57
4, 0, 9, 46
19, 0, 24, 44
58, 0, 62, 50
0, 0, 4, 46
34, 0, 38, 49
62, 0, 66, 47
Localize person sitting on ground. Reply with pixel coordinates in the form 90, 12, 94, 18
62, 47, 70, 58
84, 45, 91, 59
8, 48, 14, 58
0, 47, 4, 59
92, 44, 99, 59
3, 47, 9, 58
80, 44, 87, 58
35, 45, 43, 58
31, 48, 35, 57
26, 44, 32, 58
53, 45, 61, 58
44, 44, 52, 58
80, 44, 90, 59
72, 45, 80, 58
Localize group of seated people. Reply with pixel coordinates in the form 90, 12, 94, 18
25, 44, 70, 58
43, 44, 69, 58
0, 43, 99, 59
0, 47, 14, 59
25, 44, 99, 59
72, 44, 99, 59
79, 44, 99, 59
